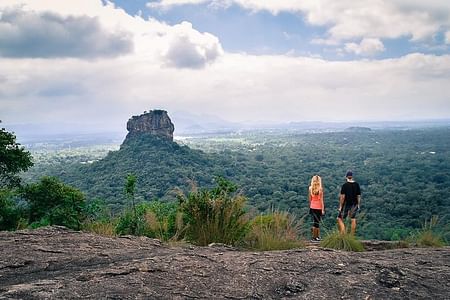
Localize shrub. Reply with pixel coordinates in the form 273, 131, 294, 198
21, 177, 86, 230
245, 210, 304, 251
84, 198, 112, 222
320, 229, 364, 252
115, 200, 182, 241
0, 189, 24, 230
179, 178, 249, 246
115, 208, 138, 235
141, 201, 183, 241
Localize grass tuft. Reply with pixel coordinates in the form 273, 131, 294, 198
83, 220, 117, 237
320, 229, 364, 252
245, 211, 304, 251
408, 216, 445, 247
178, 178, 250, 246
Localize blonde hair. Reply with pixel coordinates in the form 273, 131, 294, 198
309, 175, 322, 196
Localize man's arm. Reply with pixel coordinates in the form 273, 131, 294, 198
356, 183, 361, 209
339, 193, 345, 211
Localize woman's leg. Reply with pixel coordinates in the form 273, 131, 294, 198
311, 209, 320, 239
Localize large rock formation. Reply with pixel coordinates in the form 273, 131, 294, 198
1, 226, 449, 299
126, 110, 174, 141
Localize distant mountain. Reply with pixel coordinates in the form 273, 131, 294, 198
57, 111, 219, 209
345, 126, 372, 132
61, 132, 216, 209
170, 111, 240, 134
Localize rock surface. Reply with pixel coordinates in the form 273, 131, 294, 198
126, 110, 174, 141
1, 226, 449, 299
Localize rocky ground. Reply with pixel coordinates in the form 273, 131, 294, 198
1, 226, 449, 299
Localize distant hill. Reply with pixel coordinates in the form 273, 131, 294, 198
62, 132, 216, 209
345, 126, 372, 132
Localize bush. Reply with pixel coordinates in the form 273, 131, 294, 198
179, 178, 249, 246
245, 210, 304, 251
320, 229, 364, 252
141, 201, 183, 241
82, 198, 117, 236
21, 176, 86, 230
115, 208, 138, 235
0, 189, 24, 230
115, 200, 182, 241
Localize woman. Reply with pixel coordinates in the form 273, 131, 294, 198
309, 175, 325, 241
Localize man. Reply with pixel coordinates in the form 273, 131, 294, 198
337, 171, 361, 235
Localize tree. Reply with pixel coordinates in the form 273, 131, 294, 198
124, 173, 138, 234
0, 123, 33, 188
22, 176, 86, 230
0, 189, 24, 230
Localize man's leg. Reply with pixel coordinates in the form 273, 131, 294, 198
350, 218, 357, 235
337, 217, 346, 234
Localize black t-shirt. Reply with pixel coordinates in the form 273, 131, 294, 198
340, 181, 361, 206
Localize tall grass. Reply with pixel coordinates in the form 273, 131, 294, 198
178, 178, 250, 246
408, 216, 446, 247
320, 229, 364, 252
115, 200, 182, 241
83, 220, 117, 237
143, 210, 186, 241
245, 210, 304, 251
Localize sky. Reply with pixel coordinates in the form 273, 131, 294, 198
0, 0, 450, 134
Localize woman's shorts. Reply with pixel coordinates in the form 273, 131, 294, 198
338, 205, 359, 219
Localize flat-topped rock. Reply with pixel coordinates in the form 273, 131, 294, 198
126, 110, 174, 141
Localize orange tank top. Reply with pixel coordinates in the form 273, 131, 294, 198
310, 191, 323, 209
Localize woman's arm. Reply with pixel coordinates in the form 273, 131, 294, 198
321, 190, 325, 214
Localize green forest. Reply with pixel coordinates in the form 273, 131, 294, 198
19, 126, 450, 241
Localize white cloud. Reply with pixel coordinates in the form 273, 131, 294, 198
446, 31, 450, 44
310, 38, 340, 46
0, 8, 133, 58
0, 0, 222, 68
1, 51, 449, 127
0, 0, 449, 130
344, 38, 386, 57
147, 0, 209, 9
161, 22, 223, 69
147, 0, 450, 43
